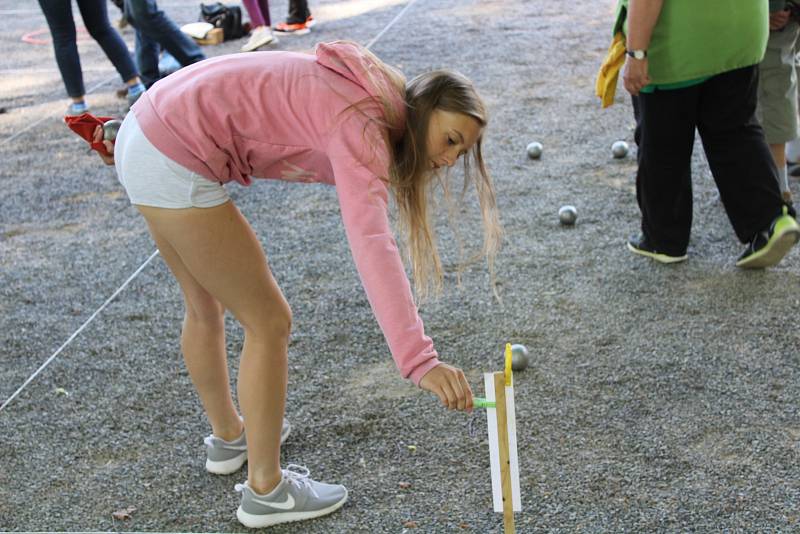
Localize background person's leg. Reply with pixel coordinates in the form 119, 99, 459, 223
698, 65, 791, 244
242, 0, 267, 27
635, 87, 699, 256
286, 0, 310, 23
136, 202, 288, 495
133, 28, 161, 88
37, 0, 84, 99
240, 0, 276, 51
76, 0, 139, 85
255, 0, 272, 26
125, 0, 205, 69
756, 22, 800, 202
276, 0, 312, 33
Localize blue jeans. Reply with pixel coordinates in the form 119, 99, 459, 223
124, 0, 206, 87
38, 0, 138, 97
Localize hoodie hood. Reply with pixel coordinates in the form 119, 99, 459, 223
315, 41, 406, 140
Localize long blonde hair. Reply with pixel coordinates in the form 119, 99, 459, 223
339, 42, 502, 300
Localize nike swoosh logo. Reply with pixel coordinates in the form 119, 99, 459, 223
252, 492, 295, 510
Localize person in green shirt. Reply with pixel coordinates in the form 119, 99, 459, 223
619, 0, 800, 268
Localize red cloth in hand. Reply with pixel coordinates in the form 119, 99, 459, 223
64, 113, 115, 157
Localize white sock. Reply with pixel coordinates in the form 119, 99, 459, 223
786, 138, 800, 163
778, 165, 789, 194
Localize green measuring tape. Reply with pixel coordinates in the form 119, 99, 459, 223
473, 397, 496, 409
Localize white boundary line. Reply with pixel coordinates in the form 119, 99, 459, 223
0, 0, 420, 413
0, 250, 160, 412
365, 0, 419, 49
0, 75, 118, 147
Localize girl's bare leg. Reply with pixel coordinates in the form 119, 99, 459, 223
144, 225, 241, 440
137, 201, 288, 494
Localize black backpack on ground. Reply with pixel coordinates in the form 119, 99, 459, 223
200, 3, 246, 41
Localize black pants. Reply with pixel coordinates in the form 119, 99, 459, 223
286, 0, 310, 23
38, 0, 138, 98
632, 65, 792, 256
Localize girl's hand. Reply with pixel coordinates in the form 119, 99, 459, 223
92, 125, 115, 166
419, 363, 474, 412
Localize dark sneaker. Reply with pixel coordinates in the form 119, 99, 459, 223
204, 418, 291, 475
788, 160, 800, 178
274, 19, 312, 35
235, 465, 347, 528
627, 235, 687, 264
736, 206, 800, 268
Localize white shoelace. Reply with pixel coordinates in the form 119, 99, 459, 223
283, 464, 319, 498
235, 464, 319, 499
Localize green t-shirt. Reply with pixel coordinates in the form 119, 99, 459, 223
615, 0, 768, 86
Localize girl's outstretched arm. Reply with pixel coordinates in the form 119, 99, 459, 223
328, 119, 473, 411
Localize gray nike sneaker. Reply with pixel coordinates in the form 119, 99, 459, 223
235, 464, 348, 528
204, 418, 292, 475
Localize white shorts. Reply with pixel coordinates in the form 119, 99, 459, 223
114, 113, 229, 208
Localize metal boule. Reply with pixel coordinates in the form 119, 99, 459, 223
611, 140, 629, 159
526, 141, 543, 159
558, 205, 577, 226
103, 119, 123, 142
510, 344, 529, 371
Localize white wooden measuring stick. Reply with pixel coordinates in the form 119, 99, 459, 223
485, 371, 522, 513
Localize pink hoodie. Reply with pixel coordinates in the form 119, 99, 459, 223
132, 42, 441, 385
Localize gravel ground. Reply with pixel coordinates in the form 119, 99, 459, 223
2, 0, 800, 532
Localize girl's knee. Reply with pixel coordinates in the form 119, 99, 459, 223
184, 299, 225, 329
267, 306, 292, 339
243, 304, 292, 342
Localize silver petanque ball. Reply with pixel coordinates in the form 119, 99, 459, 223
558, 205, 577, 226
526, 141, 543, 159
103, 119, 122, 142
611, 140, 629, 159
511, 344, 529, 372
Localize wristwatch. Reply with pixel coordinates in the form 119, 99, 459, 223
626, 49, 647, 60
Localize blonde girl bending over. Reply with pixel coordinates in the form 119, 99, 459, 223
97, 41, 501, 529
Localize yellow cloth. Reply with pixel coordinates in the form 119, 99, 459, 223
595, 32, 626, 108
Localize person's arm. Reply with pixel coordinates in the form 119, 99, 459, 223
623, 0, 664, 96
327, 119, 473, 411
